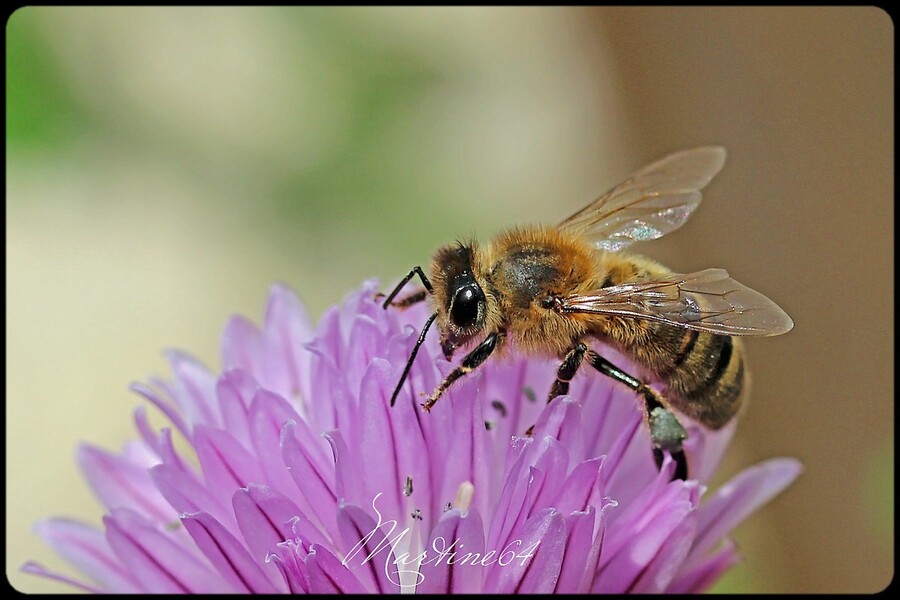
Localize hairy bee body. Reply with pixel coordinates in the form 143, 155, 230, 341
383, 147, 792, 478
432, 226, 746, 430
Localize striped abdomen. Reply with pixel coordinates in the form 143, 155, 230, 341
594, 256, 747, 430
620, 323, 746, 430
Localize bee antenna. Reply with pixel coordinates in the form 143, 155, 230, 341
390, 312, 438, 407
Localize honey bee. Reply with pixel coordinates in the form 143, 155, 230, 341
380, 147, 793, 479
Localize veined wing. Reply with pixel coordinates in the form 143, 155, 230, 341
561, 268, 793, 336
559, 147, 726, 252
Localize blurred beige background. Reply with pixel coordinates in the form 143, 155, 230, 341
7, 7, 892, 593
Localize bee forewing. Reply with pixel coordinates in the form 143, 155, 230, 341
562, 268, 793, 336
559, 146, 727, 252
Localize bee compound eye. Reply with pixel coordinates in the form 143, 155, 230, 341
450, 285, 483, 327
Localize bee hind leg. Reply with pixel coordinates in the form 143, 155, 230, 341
587, 351, 689, 481
645, 394, 689, 481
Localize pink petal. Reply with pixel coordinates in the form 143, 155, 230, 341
164, 350, 221, 428
232, 484, 330, 565
668, 539, 740, 593
281, 421, 340, 542
216, 369, 260, 451
104, 508, 232, 593
129, 381, 191, 442
429, 372, 493, 524
684, 420, 737, 484
248, 388, 319, 500
484, 507, 567, 594
181, 511, 281, 593
132, 406, 161, 458
488, 435, 566, 552
356, 358, 429, 525
20, 561, 104, 593
33, 518, 141, 593
193, 424, 263, 495
77, 444, 172, 524
336, 502, 401, 593
552, 509, 596, 593
266, 542, 310, 593
689, 457, 802, 562
627, 512, 697, 593
345, 314, 386, 397
532, 394, 585, 460
306, 543, 368, 594
221, 315, 263, 377
548, 457, 604, 515
261, 282, 314, 409
417, 507, 486, 594
593, 477, 698, 593
150, 463, 236, 535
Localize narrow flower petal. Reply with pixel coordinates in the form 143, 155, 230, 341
129, 381, 191, 442
417, 507, 486, 594
594, 476, 699, 593
20, 561, 104, 593
484, 507, 567, 594
336, 502, 402, 593
181, 511, 282, 593
77, 444, 172, 524
689, 457, 802, 562
248, 388, 319, 500
33, 518, 142, 593
232, 484, 330, 565
488, 435, 566, 552
193, 425, 263, 494
216, 368, 260, 451
548, 457, 604, 516
552, 509, 596, 593
668, 539, 741, 593
306, 544, 368, 594
164, 350, 221, 428
281, 421, 340, 542
627, 512, 697, 593
261, 282, 315, 407
531, 394, 585, 460
104, 508, 232, 593
221, 315, 263, 377
133, 406, 162, 458
266, 542, 310, 593
149, 464, 235, 533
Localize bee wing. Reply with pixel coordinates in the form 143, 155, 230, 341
561, 268, 794, 336
559, 147, 727, 252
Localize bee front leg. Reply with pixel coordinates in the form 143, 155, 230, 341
379, 266, 434, 309
586, 351, 689, 481
421, 331, 502, 413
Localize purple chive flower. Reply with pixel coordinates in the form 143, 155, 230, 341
25, 281, 801, 593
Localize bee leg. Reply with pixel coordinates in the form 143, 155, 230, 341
379, 288, 428, 309
645, 394, 690, 481
380, 266, 434, 309
547, 342, 588, 402
587, 351, 689, 481
421, 331, 501, 413
388, 312, 438, 407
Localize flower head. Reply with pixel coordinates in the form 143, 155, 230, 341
25, 281, 800, 593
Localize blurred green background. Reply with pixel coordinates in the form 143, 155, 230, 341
7, 7, 892, 593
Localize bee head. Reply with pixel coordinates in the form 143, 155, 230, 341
431, 242, 487, 360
